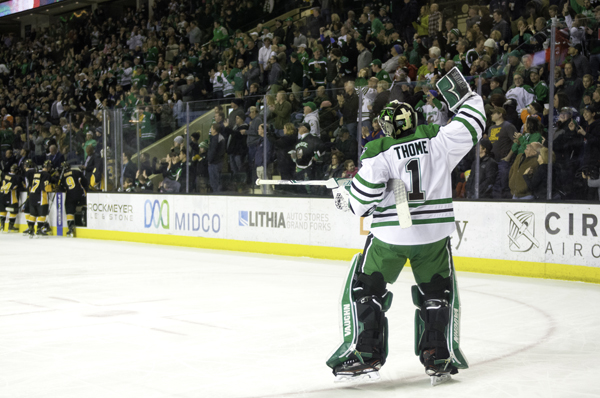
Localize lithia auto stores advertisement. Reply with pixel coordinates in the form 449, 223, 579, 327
87, 194, 600, 268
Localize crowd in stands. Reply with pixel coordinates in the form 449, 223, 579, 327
0, 0, 599, 200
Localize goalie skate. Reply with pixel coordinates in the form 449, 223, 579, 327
333, 359, 382, 383
422, 349, 457, 386
430, 373, 452, 386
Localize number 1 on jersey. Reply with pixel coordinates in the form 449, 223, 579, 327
405, 159, 425, 201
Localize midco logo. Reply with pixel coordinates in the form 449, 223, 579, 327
144, 199, 221, 233
145, 199, 170, 229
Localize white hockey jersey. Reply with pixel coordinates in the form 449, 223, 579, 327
349, 95, 486, 245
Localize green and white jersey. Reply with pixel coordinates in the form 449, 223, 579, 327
349, 95, 485, 245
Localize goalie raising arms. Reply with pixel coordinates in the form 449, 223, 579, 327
327, 72, 486, 386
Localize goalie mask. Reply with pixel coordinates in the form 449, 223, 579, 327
378, 101, 417, 139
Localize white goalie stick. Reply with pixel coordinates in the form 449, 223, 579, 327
390, 179, 412, 229
256, 178, 413, 228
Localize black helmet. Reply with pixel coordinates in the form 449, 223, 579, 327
43, 160, 53, 170
61, 161, 70, 171
24, 159, 35, 169
378, 100, 417, 139
10, 163, 18, 173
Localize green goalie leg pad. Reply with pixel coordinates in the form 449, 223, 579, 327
326, 253, 362, 369
448, 270, 468, 369
326, 253, 393, 370
412, 272, 469, 370
412, 285, 424, 356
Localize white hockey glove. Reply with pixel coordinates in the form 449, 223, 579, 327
332, 178, 353, 212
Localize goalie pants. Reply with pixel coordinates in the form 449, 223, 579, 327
359, 234, 452, 285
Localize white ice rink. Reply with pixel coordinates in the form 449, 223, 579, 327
2, 234, 599, 398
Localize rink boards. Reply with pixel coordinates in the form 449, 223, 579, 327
14, 192, 600, 283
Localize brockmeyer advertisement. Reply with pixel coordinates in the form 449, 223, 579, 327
87, 194, 599, 268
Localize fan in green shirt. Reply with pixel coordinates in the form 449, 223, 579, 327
369, 13, 384, 37
145, 41, 159, 66
131, 66, 148, 89
370, 59, 392, 84
228, 58, 246, 93
529, 68, 548, 104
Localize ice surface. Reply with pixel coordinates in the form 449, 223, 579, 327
1, 234, 599, 397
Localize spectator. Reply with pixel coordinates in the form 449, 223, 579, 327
466, 138, 498, 199
506, 74, 536, 114
580, 105, 600, 170
559, 62, 584, 110
207, 123, 226, 193
254, 123, 273, 191
523, 147, 560, 200
509, 142, 543, 200
268, 91, 292, 136
466, 6, 481, 30
288, 53, 304, 97
569, 44, 591, 79
335, 127, 358, 164
228, 99, 245, 129
338, 81, 359, 138
46, 144, 65, 169
120, 151, 138, 189
302, 101, 320, 137
356, 40, 372, 74
370, 80, 390, 121
323, 150, 345, 180
360, 118, 385, 147
529, 68, 549, 104
341, 159, 358, 178
428, 3, 442, 47
491, 9, 511, 44
245, 106, 263, 183
415, 89, 448, 125
292, 122, 326, 192
160, 149, 183, 193
267, 123, 297, 186
267, 55, 284, 91
503, 51, 526, 92
224, 115, 248, 175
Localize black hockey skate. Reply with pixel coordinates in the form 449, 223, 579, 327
66, 227, 75, 237
36, 228, 49, 238
7, 224, 19, 233
422, 348, 457, 386
333, 358, 382, 382
0, 223, 4, 232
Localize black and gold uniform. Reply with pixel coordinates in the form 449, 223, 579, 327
22, 160, 37, 235
0, 164, 24, 232
59, 162, 87, 237
28, 161, 55, 237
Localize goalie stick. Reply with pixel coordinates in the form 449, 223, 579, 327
256, 178, 413, 228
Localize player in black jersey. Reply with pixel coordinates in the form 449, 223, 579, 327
22, 160, 38, 235
59, 162, 87, 237
0, 164, 24, 232
28, 160, 55, 237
